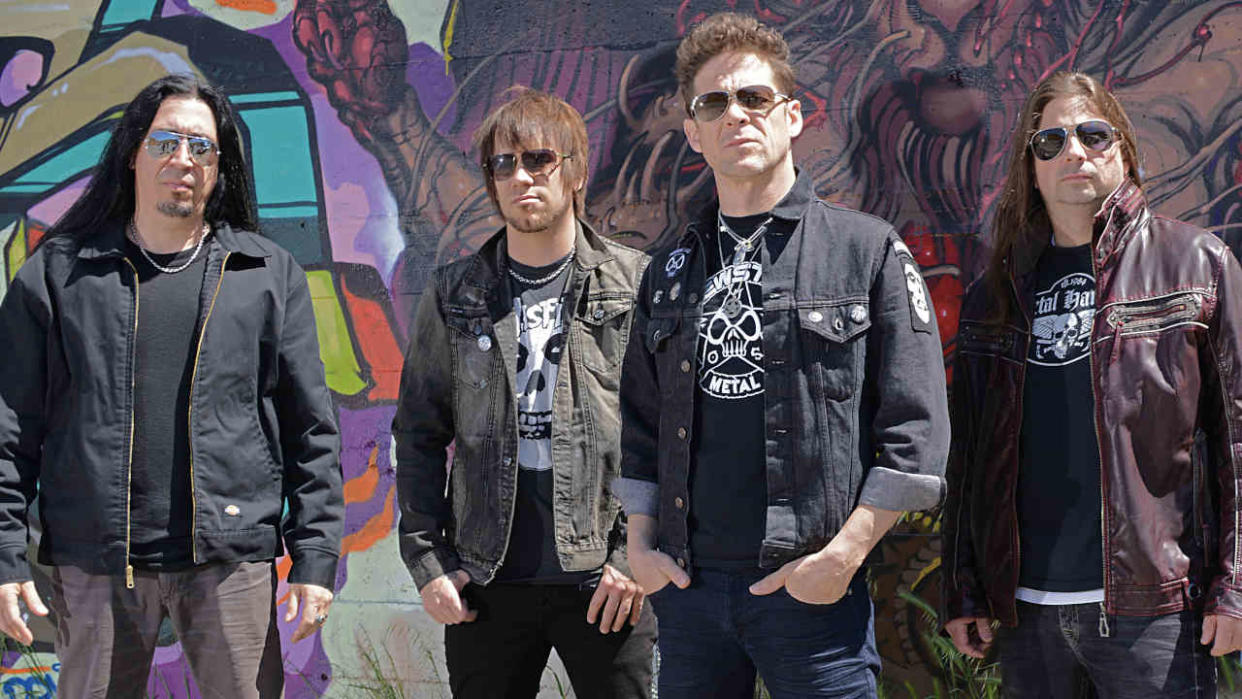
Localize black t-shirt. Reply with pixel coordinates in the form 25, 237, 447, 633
493, 250, 598, 585
1017, 242, 1104, 592
688, 213, 791, 569
124, 238, 208, 570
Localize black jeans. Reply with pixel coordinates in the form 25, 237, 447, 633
444, 582, 656, 699
997, 601, 1215, 698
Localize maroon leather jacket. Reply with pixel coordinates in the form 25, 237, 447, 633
943, 181, 1242, 626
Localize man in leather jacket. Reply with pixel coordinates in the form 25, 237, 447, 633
0, 75, 343, 697
392, 88, 655, 698
942, 71, 1242, 697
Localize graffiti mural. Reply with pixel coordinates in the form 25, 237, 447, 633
2, 0, 1241, 695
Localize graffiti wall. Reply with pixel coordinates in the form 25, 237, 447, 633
2, 0, 1241, 695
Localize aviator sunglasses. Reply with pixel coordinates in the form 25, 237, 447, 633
145, 129, 219, 166
485, 149, 573, 181
1028, 120, 1119, 161
689, 84, 791, 122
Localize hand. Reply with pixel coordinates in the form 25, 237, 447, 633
945, 616, 995, 659
749, 536, 865, 604
419, 570, 476, 625
1202, 614, 1242, 656
286, 583, 334, 643
586, 565, 645, 634
627, 547, 690, 597
0, 581, 48, 646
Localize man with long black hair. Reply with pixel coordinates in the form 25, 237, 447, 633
942, 72, 1242, 697
0, 74, 342, 697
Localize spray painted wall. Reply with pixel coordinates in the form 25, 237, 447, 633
2, 0, 1241, 696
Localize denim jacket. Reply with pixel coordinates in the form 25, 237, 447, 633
614, 172, 949, 571
393, 221, 649, 589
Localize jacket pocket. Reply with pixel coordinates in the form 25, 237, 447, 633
446, 313, 499, 391
1104, 293, 1205, 337
575, 295, 634, 374
644, 315, 679, 354
800, 302, 870, 401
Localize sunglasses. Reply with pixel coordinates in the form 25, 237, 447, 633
1029, 120, 1118, 161
688, 84, 790, 122
485, 149, 572, 181
145, 130, 219, 166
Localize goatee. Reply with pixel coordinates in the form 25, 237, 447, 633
157, 200, 194, 218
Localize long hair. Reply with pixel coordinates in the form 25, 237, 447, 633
986, 72, 1142, 323
46, 73, 258, 241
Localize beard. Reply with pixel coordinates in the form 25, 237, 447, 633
503, 199, 572, 235
157, 199, 195, 218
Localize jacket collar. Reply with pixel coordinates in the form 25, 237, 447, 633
685, 167, 814, 243
464, 217, 613, 294
1092, 179, 1147, 263
76, 219, 270, 260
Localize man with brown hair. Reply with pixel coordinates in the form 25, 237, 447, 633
392, 87, 655, 698
942, 71, 1242, 697
614, 12, 949, 697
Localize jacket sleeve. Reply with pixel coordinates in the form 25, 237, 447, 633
857, 232, 949, 513
277, 262, 344, 590
1203, 245, 1242, 619
614, 262, 660, 518
391, 278, 460, 590
0, 263, 49, 585
941, 315, 990, 623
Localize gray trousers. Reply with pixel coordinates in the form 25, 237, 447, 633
48, 560, 283, 699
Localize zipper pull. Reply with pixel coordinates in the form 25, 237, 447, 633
126, 564, 135, 589
1098, 602, 1111, 638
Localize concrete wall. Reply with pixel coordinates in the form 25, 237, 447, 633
2, 0, 1241, 695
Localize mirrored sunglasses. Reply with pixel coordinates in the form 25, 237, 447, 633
485, 149, 572, 181
1029, 120, 1118, 161
688, 84, 790, 122
145, 130, 219, 166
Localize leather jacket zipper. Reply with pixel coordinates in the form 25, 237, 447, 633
1088, 227, 1113, 636
186, 252, 231, 567
123, 259, 140, 589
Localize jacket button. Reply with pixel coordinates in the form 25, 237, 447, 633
593, 308, 605, 320
674, 497, 684, 509
677, 427, 687, 440
833, 317, 844, 331
503, 456, 513, 466
850, 305, 867, 323
680, 359, 691, 373
688, 292, 699, 304
676, 557, 686, 568
807, 310, 823, 323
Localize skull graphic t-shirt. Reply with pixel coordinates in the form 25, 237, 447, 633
688, 212, 791, 568
1016, 242, 1104, 598
493, 250, 596, 586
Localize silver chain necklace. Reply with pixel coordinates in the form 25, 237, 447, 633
716, 212, 772, 318
507, 247, 576, 286
129, 220, 209, 274
718, 212, 773, 267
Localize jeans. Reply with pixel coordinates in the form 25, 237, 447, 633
444, 582, 657, 699
997, 600, 1216, 698
647, 568, 880, 698
48, 561, 283, 699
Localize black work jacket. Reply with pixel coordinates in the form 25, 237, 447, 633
0, 223, 343, 589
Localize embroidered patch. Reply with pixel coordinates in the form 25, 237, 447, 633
665, 248, 690, 277
893, 240, 933, 333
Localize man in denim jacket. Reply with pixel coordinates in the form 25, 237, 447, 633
392, 88, 655, 698
613, 12, 949, 698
